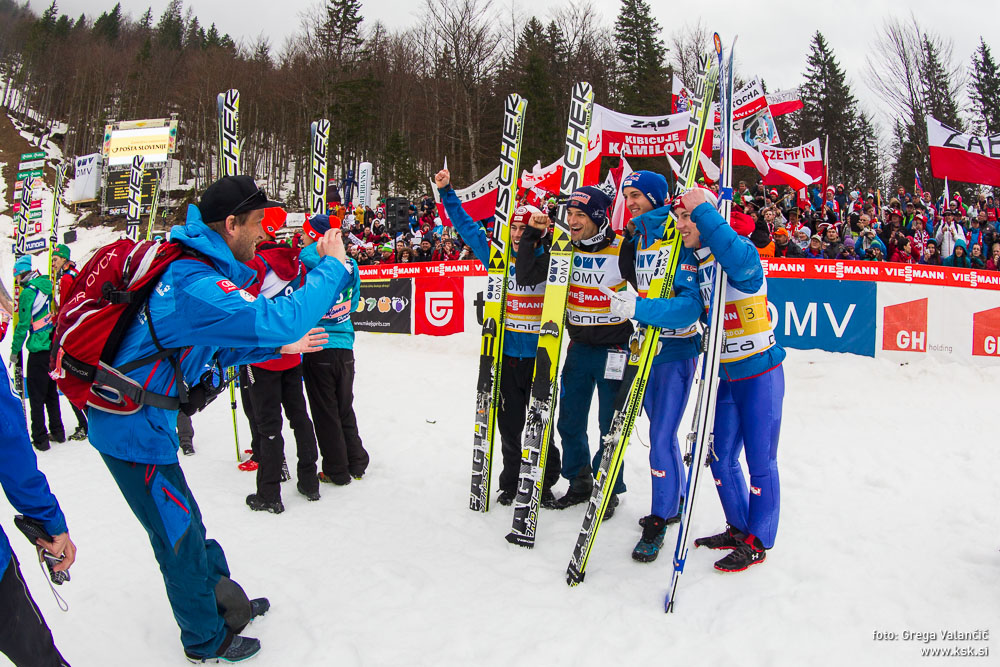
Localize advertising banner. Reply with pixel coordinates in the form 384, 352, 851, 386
103, 168, 160, 216
414, 276, 465, 336
767, 278, 876, 356
102, 118, 178, 167
69, 153, 102, 203
352, 279, 411, 334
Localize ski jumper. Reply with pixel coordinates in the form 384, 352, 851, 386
517, 223, 636, 494
631, 205, 703, 520
299, 242, 369, 482
88, 207, 352, 659
439, 185, 561, 494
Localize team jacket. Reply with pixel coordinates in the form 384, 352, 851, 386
11, 273, 54, 354
637, 202, 785, 381
0, 362, 67, 578
246, 241, 308, 371
439, 185, 542, 359
517, 225, 637, 347
630, 205, 703, 364
300, 242, 361, 350
87, 206, 352, 465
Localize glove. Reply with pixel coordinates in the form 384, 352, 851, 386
9, 352, 18, 366
601, 286, 637, 319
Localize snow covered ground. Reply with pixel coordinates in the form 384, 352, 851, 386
1, 323, 998, 666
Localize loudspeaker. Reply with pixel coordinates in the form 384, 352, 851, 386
386, 196, 411, 234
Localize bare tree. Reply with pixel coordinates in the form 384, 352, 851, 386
668, 18, 711, 89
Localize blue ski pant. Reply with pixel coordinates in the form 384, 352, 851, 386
642, 358, 696, 520
709, 365, 784, 549
557, 342, 625, 494
100, 454, 230, 658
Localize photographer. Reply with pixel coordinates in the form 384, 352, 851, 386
0, 358, 74, 667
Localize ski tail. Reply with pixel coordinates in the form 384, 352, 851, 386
565, 55, 718, 586
218, 88, 242, 460
506, 82, 594, 546
664, 33, 736, 614
469, 93, 527, 512
145, 170, 162, 241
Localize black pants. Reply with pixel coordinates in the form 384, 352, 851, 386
302, 348, 368, 481
0, 555, 69, 667
497, 355, 561, 495
176, 411, 193, 445
238, 367, 258, 461
244, 364, 318, 500
26, 351, 63, 446
70, 405, 86, 432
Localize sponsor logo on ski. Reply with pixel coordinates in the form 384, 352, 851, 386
547, 256, 570, 284
126, 155, 144, 225
218, 89, 240, 175
309, 120, 330, 216
560, 83, 592, 194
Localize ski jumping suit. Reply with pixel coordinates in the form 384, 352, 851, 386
0, 362, 70, 667
517, 223, 636, 494
631, 206, 703, 521
438, 185, 561, 495
244, 241, 321, 500
299, 242, 370, 482
639, 201, 785, 548
87, 207, 352, 659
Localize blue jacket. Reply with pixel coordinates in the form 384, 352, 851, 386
88, 207, 352, 464
630, 205, 703, 364
0, 363, 67, 578
300, 242, 360, 350
438, 185, 538, 359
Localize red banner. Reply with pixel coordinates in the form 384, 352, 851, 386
358, 261, 485, 281
763, 258, 1000, 291
414, 276, 464, 336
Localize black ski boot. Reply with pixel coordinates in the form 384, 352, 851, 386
296, 482, 320, 502
245, 494, 284, 515
185, 633, 260, 663
632, 514, 668, 562
540, 488, 557, 508
714, 534, 767, 572
694, 524, 746, 550
551, 468, 593, 509
602, 494, 620, 520
250, 598, 269, 621
496, 489, 515, 506
180, 439, 195, 456
69, 425, 88, 441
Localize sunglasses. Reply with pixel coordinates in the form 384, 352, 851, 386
228, 188, 267, 217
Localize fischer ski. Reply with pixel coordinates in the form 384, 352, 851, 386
47, 162, 66, 296
145, 169, 162, 241
11, 167, 34, 417
565, 54, 718, 585
125, 155, 145, 241
309, 120, 330, 217
664, 33, 735, 613
469, 93, 527, 512
217, 88, 243, 462
505, 82, 594, 544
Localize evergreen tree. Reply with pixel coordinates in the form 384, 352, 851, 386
205, 23, 222, 49
323, 0, 364, 65
920, 35, 962, 129
155, 0, 185, 51
798, 32, 866, 187
138, 7, 153, 32
969, 38, 1000, 134
613, 0, 670, 113
92, 3, 122, 43
513, 17, 560, 167
184, 15, 202, 50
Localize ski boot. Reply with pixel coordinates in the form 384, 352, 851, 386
496, 489, 515, 506
632, 515, 668, 562
551, 467, 593, 509
318, 472, 351, 486
245, 494, 284, 515
296, 482, 320, 502
602, 494, 620, 520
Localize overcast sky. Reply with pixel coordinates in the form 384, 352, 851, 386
35, 0, 994, 128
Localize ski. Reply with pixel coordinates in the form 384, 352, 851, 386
125, 154, 145, 241
217, 88, 242, 462
664, 33, 735, 613
309, 120, 330, 217
469, 93, 527, 512
505, 82, 593, 543
12, 167, 33, 417
47, 162, 66, 295
145, 169, 162, 241
565, 54, 718, 585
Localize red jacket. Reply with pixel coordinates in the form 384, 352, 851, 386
245, 241, 306, 371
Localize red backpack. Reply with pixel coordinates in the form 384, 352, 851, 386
50, 239, 203, 414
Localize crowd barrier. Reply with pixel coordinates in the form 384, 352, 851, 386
355, 259, 1000, 365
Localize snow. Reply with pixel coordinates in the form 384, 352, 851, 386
0, 212, 997, 666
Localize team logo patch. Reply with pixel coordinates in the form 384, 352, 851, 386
238, 289, 256, 302
750, 486, 761, 496
570, 192, 591, 205
217, 279, 239, 294
651, 469, 666, 478
715, 478, 722, 486
681, 263, 697, 272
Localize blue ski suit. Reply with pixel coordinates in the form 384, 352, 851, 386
636, 202, 785, 548
631, 205, 703, 520
88, 207, 353, 658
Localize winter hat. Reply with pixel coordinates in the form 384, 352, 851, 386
304, 214, 338, 240
844, 235, 856, 248
729, 210, 755, 237
768, 189, 778, 197
53, 244, 71, 260
261, 207, 287, 237
380, 243, 394, 252
13, 255, 31, 275
622, 171, 669, 209
773, 227, 789, 239
810, 234, 822, 243
566, 186, 613, 226
511, 204, 542, 227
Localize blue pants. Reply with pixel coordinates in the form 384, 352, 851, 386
709, 366, 784, 549
101, 454, 230, 658
557, 342, 625, 494
642, 358, 696, 519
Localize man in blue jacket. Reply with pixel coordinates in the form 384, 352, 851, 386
610, 186, 786, 573
604, 171, 703, 563
0, 349, 75, 666
299, 214, 370, 486
434, 169, 561, 506
87, 175, 352, 663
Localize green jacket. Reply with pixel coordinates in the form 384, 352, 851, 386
12, 274, 54, 354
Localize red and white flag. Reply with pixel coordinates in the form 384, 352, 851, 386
672, 75, 691, 114
608, 156, 634, 232
591, 104, 713, 158
431, 166, 501, 225
927, 117, 1000, 187
766, 88, 804, 116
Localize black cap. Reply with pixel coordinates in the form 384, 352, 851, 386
198, 175, 283, 223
